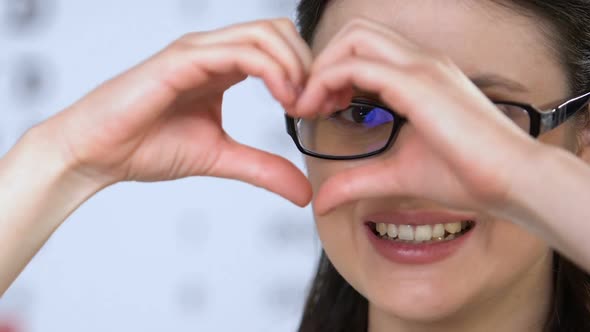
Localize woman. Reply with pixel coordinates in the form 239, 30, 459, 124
0, 1, 589, 332
294, 1, 590, 331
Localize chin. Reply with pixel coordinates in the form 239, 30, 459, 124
363, 274, 479, 323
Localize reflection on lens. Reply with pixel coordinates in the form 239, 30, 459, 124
296, 104, 395, 157
495, 103, 531, 132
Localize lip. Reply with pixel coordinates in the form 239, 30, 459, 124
363, 209, 478, 226
363, 210, 477, 265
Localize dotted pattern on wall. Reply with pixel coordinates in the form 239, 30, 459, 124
0, 1, 320, 331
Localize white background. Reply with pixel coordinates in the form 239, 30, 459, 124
0, 1, 320, 331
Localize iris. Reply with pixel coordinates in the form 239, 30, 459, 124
333, 105, 394, 129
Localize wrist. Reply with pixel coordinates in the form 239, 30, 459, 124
498, 142, 578, 231
0, 124, 107, 294
14, 124, 109, 210
494, 141, 590, 267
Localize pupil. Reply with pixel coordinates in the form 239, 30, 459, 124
352, 108, 375, 123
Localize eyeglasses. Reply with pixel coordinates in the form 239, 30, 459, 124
285, 91, 590, 160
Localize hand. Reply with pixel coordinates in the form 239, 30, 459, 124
36, 18, 313, 206
294, 18, 543, 215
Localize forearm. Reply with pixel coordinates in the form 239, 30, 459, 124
506, 145, 590, 270
0, 126, 106, 295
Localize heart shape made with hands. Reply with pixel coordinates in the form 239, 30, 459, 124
283, 18, 540, 218
53, 17, 539, 221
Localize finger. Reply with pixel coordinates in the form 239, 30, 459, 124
214, 138, 313, 207
335, 88, 355, 109
296, 58, 507, 151
162, 44, 297, 105
314, 157, 406, 215
300, 58, 528, 214
293, 18, 439, 119
188, 19, 309, 87
272, 18, 314, 75
310, 18, 424, 74
298, 58, 422, 118
78, 44, 296, 130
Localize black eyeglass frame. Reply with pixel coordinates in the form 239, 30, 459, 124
285, 91, 590, 161
285, 99, 406, 160
496, 91, 590, 137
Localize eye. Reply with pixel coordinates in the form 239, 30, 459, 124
333, 105, 393, 128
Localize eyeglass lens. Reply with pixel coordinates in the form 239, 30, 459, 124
295, 104, 396, 157
495, 103, 531, 133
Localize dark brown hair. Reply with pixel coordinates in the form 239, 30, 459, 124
294, 1, 590, 331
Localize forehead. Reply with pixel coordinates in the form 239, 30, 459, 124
312, 0, 568, 103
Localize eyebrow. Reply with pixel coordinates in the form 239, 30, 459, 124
469, 74, 529, 93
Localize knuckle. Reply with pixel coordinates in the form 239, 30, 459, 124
342, 17, 371, 33
177, 32, 200, 44
429, 56, 457, 80
165, 38, 190, 54
403, 61, 436, 80
249, 19, 278, 36
345, 27, 371, 45
430, 52, 455, 70
275, 17, 296, 30
404, 53, 454, 80
167, 33, 199, 52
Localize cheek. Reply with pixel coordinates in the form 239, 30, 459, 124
306, 156, 367, 287
314, 204, 367, 311
305, 156, 356, 191
455, 219, 553, 317
305, 154, 375, 261
305, 157, 328, 192
484, 219, 551, 284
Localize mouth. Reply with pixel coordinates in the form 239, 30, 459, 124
366, 220, 476, 244
362, 210, 479, 264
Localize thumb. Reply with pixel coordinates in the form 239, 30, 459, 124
213, 138, 312, 207
314, 157, 407, 215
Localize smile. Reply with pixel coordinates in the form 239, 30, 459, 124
368, 220, 476, 244
363, 210, 479, 264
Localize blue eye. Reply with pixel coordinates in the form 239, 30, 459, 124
336, 105, 394, 128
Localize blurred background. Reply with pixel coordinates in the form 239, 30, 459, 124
0, 0, 320, 331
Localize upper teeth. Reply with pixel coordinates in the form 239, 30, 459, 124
374, 221, 469, 242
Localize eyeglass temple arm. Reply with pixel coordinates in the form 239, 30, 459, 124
285, 114, 296, 136
539, 91, 590, 135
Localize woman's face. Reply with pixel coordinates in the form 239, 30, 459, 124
306, 0, 579, 326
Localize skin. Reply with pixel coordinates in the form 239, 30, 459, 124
297, 0, 587, 331
0, 4, 590, 332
